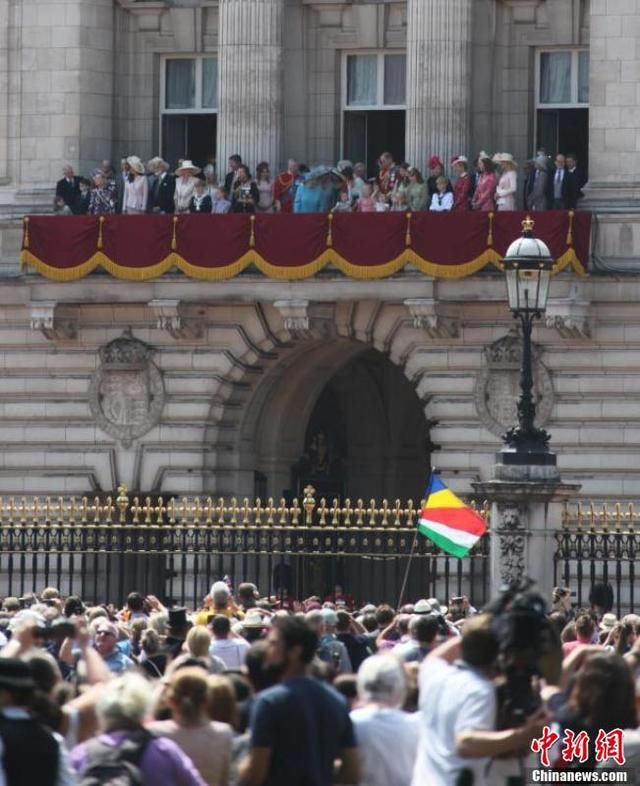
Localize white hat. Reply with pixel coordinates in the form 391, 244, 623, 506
599, 612, 618, 631
244, 612, 270, 629
414, 599, 432, 614
175, 160, 201, 176
126, 156, 145, 175
451, 155, 468, 166
478, 150, 491, 161
211, 581, 230, 597
493, 152, 518, 167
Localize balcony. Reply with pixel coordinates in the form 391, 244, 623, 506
21, 211, 590, 282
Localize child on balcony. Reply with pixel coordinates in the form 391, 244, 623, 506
332, 191, 353, 213
355, 183, 375, 212
189, 180, 213, 213
211, 187, 231, 214
429, 176, 454, 212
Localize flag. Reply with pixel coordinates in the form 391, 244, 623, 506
418, 474, 487, 558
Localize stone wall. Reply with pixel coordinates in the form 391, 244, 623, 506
0, 266, 629, 502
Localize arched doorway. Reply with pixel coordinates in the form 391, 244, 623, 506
235, 340, 431, 503
290, 349, 430, 502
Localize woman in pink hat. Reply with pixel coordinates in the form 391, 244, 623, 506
471, 155, 497, 212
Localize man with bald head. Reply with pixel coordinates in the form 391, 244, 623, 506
55, 165, 82, 214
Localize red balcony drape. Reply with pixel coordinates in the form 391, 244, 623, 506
21, 211, 590, 281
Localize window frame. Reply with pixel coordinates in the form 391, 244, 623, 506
342, 50, 407, 111
160, 54, 219, 115
535, 48, 589, 109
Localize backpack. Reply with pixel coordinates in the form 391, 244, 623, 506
78, 729, 151, 786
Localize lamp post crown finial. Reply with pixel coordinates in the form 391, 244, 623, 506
522, 216, 535, 235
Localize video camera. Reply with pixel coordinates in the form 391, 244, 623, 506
484, 577, 561, 730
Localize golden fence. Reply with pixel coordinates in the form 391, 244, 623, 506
0, 484, 491, 530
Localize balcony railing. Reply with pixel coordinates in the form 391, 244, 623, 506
21, 211, 590, 282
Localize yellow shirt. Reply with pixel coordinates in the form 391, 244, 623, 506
194, 606, 244, 626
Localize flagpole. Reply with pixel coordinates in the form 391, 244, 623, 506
397, 467, 435, 610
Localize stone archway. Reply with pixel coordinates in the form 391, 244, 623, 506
230, 339, 431, 501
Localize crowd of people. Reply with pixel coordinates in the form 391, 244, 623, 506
53, 149, 587, 218
0, 576, 637, 785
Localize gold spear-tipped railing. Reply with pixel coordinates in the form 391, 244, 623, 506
0, 484, 491, 531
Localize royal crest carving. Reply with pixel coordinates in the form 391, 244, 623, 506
474, 333, 554, 437
89, 332, 165, 447
496, 503, 527, 585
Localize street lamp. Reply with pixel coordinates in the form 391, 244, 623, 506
500, 216, 556, 467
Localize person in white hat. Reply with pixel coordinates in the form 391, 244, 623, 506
174, 160, 202, 214
493, 152, 518, 211
122, 155, 148, 214
451, 155, 473, 212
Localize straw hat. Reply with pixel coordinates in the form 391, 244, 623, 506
126, 156, 145, 175
493, 152, 518, 167
599, 612, 618, 631
175, 159, 201, 176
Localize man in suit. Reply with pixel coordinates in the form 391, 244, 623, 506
55, 166, 82, 214
565, 153, 586, 209
75, 178, 92, 215
551, 153, 568, 209
223, 154, 242, 197
115, 158, 130, 214
150, 159, 175, 214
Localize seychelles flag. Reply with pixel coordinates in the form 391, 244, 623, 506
418, 474, 487, 558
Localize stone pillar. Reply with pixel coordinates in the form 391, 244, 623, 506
6, 0, 114, 200
584, 0, 640, 208
405, 0, 473, 171
217, 0, 284, 176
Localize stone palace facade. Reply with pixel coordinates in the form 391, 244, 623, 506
0, 0, 637, 506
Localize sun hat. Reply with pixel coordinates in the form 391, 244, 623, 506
427, 597, 449, 616
175, 159, 201, 176
493, 152, 518, 167
126, 156, 145, 175
599, 612, 618, 631
243, 612, 270, 629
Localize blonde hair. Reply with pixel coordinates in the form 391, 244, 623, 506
97, 673, 152, 730
187, 626, 212, 658
207, 674, 238, 728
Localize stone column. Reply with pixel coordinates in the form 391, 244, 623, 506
405, 0, 473, 171
584, 0, 640, 208
217, 0, 284, 176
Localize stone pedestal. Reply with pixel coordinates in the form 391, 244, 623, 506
583, 0, 640, 210
474, 473, 580, 598
217, 0, 284, 176
405, 0, 472, 170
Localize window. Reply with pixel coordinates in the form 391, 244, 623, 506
162, 56, 218, 113
160, 56, 218, 169
344, 52, 406, 109
537, 49, 589, 107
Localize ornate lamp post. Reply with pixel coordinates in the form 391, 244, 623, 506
499, 216, 556, 468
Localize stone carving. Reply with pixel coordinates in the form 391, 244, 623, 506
495, 503, 527, 585
274, 300, 311, 339
148, 299, 204, 340
474, 333, 554, 437
29, 302, 77, 341
404, 299, 460, 338
89, 331, 165, 448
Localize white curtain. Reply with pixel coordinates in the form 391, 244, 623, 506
540, 52, 571, 104
202, 58, 218, 109
165, 59, 195, 110
347, 55, 377, 106
384, 54, 406, 105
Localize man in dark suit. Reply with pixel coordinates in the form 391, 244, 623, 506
150, 159, 176, 214
223, 154, 242, 197
55, 166, 81, 213
550, 153, 568, 209
565, 153, 586, 209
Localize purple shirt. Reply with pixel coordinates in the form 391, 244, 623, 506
71, 731, 207, 786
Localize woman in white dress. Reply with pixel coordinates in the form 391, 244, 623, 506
174, 160, 202, 214
122, 156, 148, 214
255, 162, 275, 213
494, 152, 518, 211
